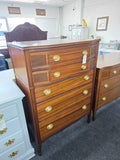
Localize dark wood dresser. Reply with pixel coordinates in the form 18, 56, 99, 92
93, 52, 120, 120
8, 39, 100, 155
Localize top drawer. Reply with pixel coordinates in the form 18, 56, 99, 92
30, 47, 91, 70
101, 64, 120, 80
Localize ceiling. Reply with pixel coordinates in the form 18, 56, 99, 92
1, 0, 75, 6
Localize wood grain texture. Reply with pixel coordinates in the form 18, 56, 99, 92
39, 98, 91, 140
35, 70, 93, 103
8, 39, 100, 155
97, 85, 120, 109
37, 83, 92, 122
93, 53, 120, 120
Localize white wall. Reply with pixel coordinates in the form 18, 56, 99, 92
61, 0, 83, 37
83, 0, 120, 42
0, 2, 60, 38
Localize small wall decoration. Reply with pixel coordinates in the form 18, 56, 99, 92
96, 16, 109, 31
68, 25, 72, 31
8, 7, 21, 14
36, 9, 46, 16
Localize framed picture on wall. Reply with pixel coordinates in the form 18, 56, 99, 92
36, 9, 46, 16
8, 7, 21, 14
96, 16, 109, 31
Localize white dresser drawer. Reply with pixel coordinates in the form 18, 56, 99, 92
0, 142, 26, 160
0, 103, 18, 121
0, 118, 21, 139
0, 131, 23, 154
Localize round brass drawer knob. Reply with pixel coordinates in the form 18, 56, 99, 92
47, 124, 53, 130
82, 105, 87, 110
45, 106, 52, 112
113, 70, 117, 74
104, 84, 108, 88
54, 72, 60, 78
81, 65, 87, 70
43, 89, 51, 95
0, 114, 4, 119
84, 75, 89, 81
83, 90, 88, 95
53, 55, 60, 61
82, 50, 88, 55
102, 97, 106, 101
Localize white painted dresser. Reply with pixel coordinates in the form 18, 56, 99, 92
0, 80, 35, 160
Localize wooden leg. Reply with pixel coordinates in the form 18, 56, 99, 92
92, 109, 96, 121
87, 113, 91, 123
38, 144, 42, 156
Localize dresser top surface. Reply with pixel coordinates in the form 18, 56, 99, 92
0, 80, 24, 105
8, 38, 100, 49
97, 52, 120, 69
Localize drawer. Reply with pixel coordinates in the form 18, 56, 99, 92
0, 103, 18, 122
32, 60, 92, 86
110, 65, 120, 77
30, 47, 91, 70
99, 75, 120, 94
35, 70, 93, 103
37, 83, 92, 122
97, 86, 120, 109
0, 142, 26, 160
0, 118, 21, 139
39, 98, 91, 140
101, 64, 120, 80
0, 131, 23, 153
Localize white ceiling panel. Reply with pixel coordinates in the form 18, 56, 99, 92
0, 0, 75, 6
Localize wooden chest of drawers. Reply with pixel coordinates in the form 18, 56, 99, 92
8, 39, 100, 155
93, 52, 120, 120
0, 80, 35, 160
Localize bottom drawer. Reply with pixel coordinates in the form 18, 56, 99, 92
97, 86, 120, 109
0, 142, 26, 160
39, 98, 91, 140
0, 131, 23, 154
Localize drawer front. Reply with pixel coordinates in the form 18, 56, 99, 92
110, 66, 120, 77
97, 86, 120, 109
30, 47, 90, 70
0, 103, 18, 122
0, 131, 23, 154
0, 118, 21, 139
48, 48, 90, 64
101, 65, 120, 80
32, 59, 92, 86
39, 98, 91, 140
35, 70, 93, 103
0, 142, 26, 160
99, 75, 120, 94
37, 83, 92, 122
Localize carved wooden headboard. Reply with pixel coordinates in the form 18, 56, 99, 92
4, 22, 47, 42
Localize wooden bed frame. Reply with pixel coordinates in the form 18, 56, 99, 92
4, 22, 47, 42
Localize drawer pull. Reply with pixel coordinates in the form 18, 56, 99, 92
0, 114, 3, 119
53, 55, 60, 61
45, 106, 52, 112
102, 97, 106, 101
0, 128, 7, 135
84, 75, 89, 81
113, 70, 117, 74
8, 150, 18, 158
54, 72, 60, 78
104, 84, 108, 88
83, 90, 88, 95
4, 138, 15, 146
82, 50, 88, 55
81, 65, 86, 70
43, 89, 51, 96
47, 124, 53, 130
82, 105, 87, 110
